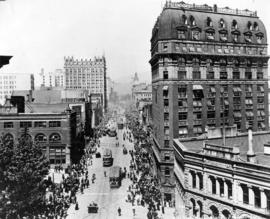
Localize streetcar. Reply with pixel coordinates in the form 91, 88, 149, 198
103, 148, 113, 167
109, 166, 122, 188
108, 127, 117, 137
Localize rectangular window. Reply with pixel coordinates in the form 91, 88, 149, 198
257, 72, 263, 79
20, 121, 32, 128
179, 112, 187, 120
207, 71, 214, 79
178, 71, 186, 80
220, 71, 228, 79
192, 71, 201, 79
207, 111, 215, 119
34, 121, 47, 128
164, 99, 169, 106
164, 127, 169, 135
245, 71, 252, 80
4, 122, 13, 128
163, 71, 168, 79
233, 71, 240, 79
164, 140, 170, 148
164, 113, 169, 121
49, 121, 61, 127
177, 30, 186, 39
163, 43, 168, 51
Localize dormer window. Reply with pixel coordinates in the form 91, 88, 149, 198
232, 34, 238, 42
192, 31, 200, 40
207, 32, 214, 41
232, 20, 238, 29
190, 16, 196, 26
244, 33, 252, 43
247, 21, 252, 31
220, 33, 227, 42
182, 15, 187, 25
206, 17, 213, 27
219, 19, 226, 28
177, 30, 186, 39
256, 32, 264, 44
253, 22, 259, 31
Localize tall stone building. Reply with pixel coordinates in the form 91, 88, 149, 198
64, 56, 107, 112
150, 1, 268, 203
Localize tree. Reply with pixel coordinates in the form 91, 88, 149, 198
0, 130, 50, 218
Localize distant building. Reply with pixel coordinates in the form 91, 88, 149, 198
0, 103, 76, 167
0, 73, 34, 105
150, 1, 269, 203
64, 56, 107, 112
132, 83, 152, 102
40, 68, 65, 88
174, 128, 270, 219
106, 76, 114, 101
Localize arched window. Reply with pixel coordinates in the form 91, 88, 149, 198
35, 133, 47, 142
190, 16, 196, 26
222, 210, 231, 219
247, 21, 252, 30
182, 15, 187, 25
49, 133, 61, 142
190, 199, 197, 217
253, 22, 258, 31
206, 17, 213, 27
178, 57, 185, 66
219, 19, 225, 28
210, 205, 219, 219
3, 133, 14, 142
232, 20, 238, 29
197, 201, 203, 218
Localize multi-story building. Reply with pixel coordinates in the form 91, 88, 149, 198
150, 1, 269, 203
0, 104, 77, 168
64, 56, 107, 112
0, 73, 34, 105
40, 68, 65, 88
174, 128, 270, 219
132, 83, 152, 103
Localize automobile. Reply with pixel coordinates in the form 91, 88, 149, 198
88, 202, 98, 213
96, 152, 101, 158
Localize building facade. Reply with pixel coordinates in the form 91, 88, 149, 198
0, 108, 77, 167
174, 130, 270, 219
150, 1, 269, 204
40, 68, 65, 88
0, 73, 34, 105
132, 83, 152, 103
64, 56, 107, 112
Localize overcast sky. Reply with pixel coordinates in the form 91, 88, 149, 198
0, 0, 269, 86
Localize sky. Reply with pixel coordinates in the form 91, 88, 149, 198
0, 0, 269, 89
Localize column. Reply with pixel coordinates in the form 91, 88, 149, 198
224, 180, 228, 198
196, 173, 200, 190
188, 171, 192, 189
248, 185, 255, 206
260, 188, 267, 209
216, 178, 220, 196
237, 183, 243, 203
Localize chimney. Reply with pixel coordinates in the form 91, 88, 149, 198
247, 128, 256, 163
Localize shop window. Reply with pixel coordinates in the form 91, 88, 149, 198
4, 122, 13, 128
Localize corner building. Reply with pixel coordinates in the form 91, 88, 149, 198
150, 1, 269, 204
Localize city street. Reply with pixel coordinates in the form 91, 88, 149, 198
65, 126, 175, 219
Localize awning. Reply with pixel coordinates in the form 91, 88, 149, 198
210, 87, 216, 93
224, 100, 229, 105
233, 87, 242, 92
179, 128, 188, 135
258, 86, 264, 92
193, 101, 202, 107
163, 86, 168, 90
245, 99, 253, 105
233, 112, 242, 118
193, 85, 203, 90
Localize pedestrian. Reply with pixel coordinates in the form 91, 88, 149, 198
118, 207, 121, 216
132, 208, 136, 216
104, 171, 107, 177
75, 202, 79, 210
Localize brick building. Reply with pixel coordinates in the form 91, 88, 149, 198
150, 1, 269, 203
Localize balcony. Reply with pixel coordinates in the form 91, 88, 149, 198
179, 107, 188, 112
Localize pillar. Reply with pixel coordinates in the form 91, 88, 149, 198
260, 188, 267, 209
216, 178, 220, 196
188, 171, 192, 189
224, 180, 228, 198
248, 185, 255, 206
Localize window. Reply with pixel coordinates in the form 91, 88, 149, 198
207, 111, 215, 119
233, 71, 240, 79
49, 133, 61, 142
192, 31, 200, 40
232, 20, 238, 29
164, 113, 169, 121
192, 71, 201, 79
247, 21, 252, 30
219, 19, 225, 28
245, 71, 252, 80
178, 86, 187, 98
179, 112, 187, 120
257, 72, 263, 79
232, 34, 238, 42
178, 71, 186, 80
164, 140, 170, 147
163, 88, 169, 97
207, 71, 214, 79
163, 71, 168, 79
164, 154, 170, 161
192, 172, 196, 188
163, 43, 168, 51
206, 32, 215, 41
177, 30, 186, 39
49, 121, 61, 127
182, 15, 187, 25
243, 185, 249, 204
34, 121, 47, 128
20, 121, 32, 128
165, 167, 170, 176
206, 17, 212, 27
211, 177, 216, 194
164, 127, 169, 135
190, 16, 196, 26
220, 71, 228, 79
164, 99, 169, 107
4, 122, 13, 128
220, 33, 227, 42
257, 35, 263, 44
179, 100, 187, 107
35, 134, 47, 142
